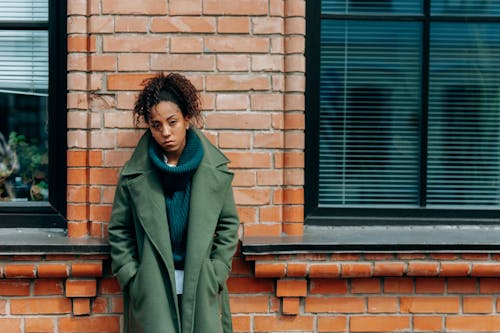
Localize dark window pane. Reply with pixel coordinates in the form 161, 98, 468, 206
322, 0, 423, 14
319, 20, 421, 207
427, 23, 500, 207
0, 30, 49, 202
432, 0, 500, 16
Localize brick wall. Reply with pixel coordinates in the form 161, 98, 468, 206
1, 0, 499, 332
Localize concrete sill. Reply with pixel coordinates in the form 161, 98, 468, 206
242, 225, 500, 255
0, 228, 110, 255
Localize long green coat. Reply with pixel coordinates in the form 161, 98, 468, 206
108, 128, 240, 333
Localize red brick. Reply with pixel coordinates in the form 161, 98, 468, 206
480, 278, 500, 293
59, 316, 120, 333
400, 296, 459, 313
151, 17, 215, 33
11, 298, 72, 314
99, 277, 121, 294
309, 264, 340, 278
310, 279, 347, 295
0, 318, 21, 333
255, 263, 286, 278
203, 0, 268, 15
305, 297, 365, 313
440, 262, 470, 276
384, 277, 414, 294
66, 279, 97, 297
276, 280, 307, 297
205, 113, 271, 130
472, 263, 500, 277
244, 224, 281, 237
107, 74, 154, 91
232, 315, 251, 332
230, 296, 269, 313
350, 316, 410, 332
233, 188, 271, 205
169, 0, 202, 15
413, 315, 442, 331
206, 75, 270, 92
254, 315, 314, 332
367, 297, 398, 313
25, 317, 54, 333
71, 262, 103, 277
34, 279, 64, 295
373, 262, 405, 276
282, 297, 300, 315
102, 0, 166, 14
73, 298, 91, 315
287, 263, 307, 277
407, 262, 439, 276
341, 263, 372, 278
463, 296, 493, 313
446, 315, 500, 332
415, 278, 445, 293
227, 277, 274, 293
218, 17, 250, 34
351, 278, 381, 293
448, 277, 477, 293
0, 281, 29, 298
4, 264, 36, 278
317, 316, 348, 332
89, 168, 119, 185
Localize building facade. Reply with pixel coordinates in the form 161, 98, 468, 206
1, 0, 499, 332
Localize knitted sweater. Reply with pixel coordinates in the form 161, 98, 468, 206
148, 129, 204, 269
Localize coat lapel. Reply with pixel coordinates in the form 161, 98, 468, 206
181, 130, 233, 330
122, 131, 177, 297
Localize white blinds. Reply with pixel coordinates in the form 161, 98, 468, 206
319, 20, 421, 207
0, 0, 48, 21
427, 23, 500, 207
0, 31, 48, 95
0, 0, 48, 95
319, 0, 500, 209
322, 0, 422, 15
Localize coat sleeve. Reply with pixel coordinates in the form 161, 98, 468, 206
108, 175, 139, 290
210, 183, 240, 288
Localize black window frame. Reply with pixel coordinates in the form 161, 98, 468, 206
0, 0, 67, 228
305, 0, 500, 226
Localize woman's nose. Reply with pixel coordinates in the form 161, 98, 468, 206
161, 125, 171, 136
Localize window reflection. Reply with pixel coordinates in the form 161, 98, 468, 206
0, 92, 48, 202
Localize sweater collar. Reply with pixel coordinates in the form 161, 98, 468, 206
148, 129, 204, 176
122, 128, 230, 176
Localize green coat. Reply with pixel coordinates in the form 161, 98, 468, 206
108, 128, 239, 333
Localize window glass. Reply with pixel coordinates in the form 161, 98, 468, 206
427, 23, 500, 207
322, 0, 423, 14
0, 0, 48, 21
432, 0, 500, 16
319, 20, 421, 206
0, 5, 49, 203
313, 0, 500, 216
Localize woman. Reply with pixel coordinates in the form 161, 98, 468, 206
108, 73, 240, 333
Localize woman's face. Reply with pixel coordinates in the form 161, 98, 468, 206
149, 101, 190, 165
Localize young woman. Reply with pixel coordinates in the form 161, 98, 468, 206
108, 73, 240, 333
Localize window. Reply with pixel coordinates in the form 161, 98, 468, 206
0, 0, 66, 227
306, 0, 500, 225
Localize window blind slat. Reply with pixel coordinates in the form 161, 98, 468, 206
427, 22, 500, 207
319, 20, 421, 207
0, 0, 48, 21
0, 30, 48, 94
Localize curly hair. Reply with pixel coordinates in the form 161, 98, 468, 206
133, 73, 202, 127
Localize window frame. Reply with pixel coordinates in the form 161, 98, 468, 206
0, 0, 67, 228
305, 0, 500, 226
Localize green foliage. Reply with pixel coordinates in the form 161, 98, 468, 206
7, 132, 48, 183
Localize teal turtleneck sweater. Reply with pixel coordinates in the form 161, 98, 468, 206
148, 129, 204, 269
